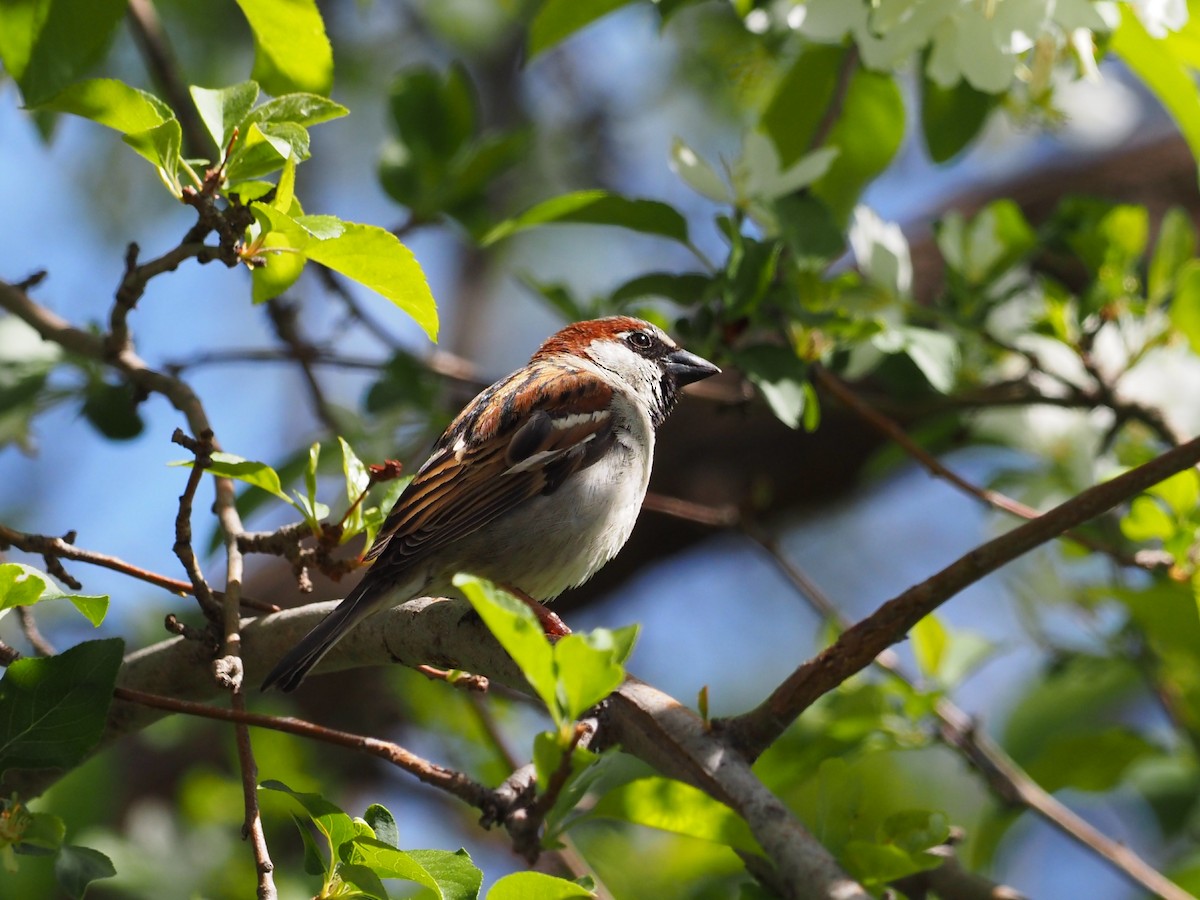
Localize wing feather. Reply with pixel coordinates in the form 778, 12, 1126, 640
362, 362, 615, 578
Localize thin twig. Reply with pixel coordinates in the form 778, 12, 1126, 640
642, 492, 740, 527
14, 607, 56, 657
114, 687, 498, 809
811, 367, 1166, 572
125, 0, 212, 158
167, 347, 384, 375
265, 298, 343, 434
231, 691, 276, 899
109, 241, 230, 358
723, 430, 1200, 756
171, 429, 221, 623
744, 527, 1185, 900
0, 523, 278, 612
0, 640, 20, 666
809, 45, 860, 152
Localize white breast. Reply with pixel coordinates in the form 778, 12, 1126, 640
439, 386, 654, 600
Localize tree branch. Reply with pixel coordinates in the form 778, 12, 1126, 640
744, 527, 1188, 900
0, 523, 278, 613
722, 432, 1200, 758
810, 366, 1167, 572
3, 598, 870, 900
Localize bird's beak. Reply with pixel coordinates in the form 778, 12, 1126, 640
664, 348, 721, 386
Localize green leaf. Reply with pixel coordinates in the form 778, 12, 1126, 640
591, 777, 761, 854
344, 837, 441, 893
920, 75, 995, 163
1122, 496, 1177, 542
406, 848, 484, 900
386, 64, 476, 163
0, 563, 108, 627
81, 379, 144, 441
189, 81, 260, 153
1170, 260, 1200, 354
1149, 206, 1197, 304
224, 122, 292, 183
736, 345, 809, 429
54, 844, 116, 900
339, 436, 370, 537
251, 229, 307, 303
812, 70, 906, 224
842, 839, 935, 887
170, 452, 293, 504
455, 575, 560, 721
36, 78, 171, 134
0, 638, 124, 776
554, 626, 637, 721
669, 137, 731, 203
761, 45, 849, 167
1113, 8, 1200, 175
0, 0, 126, 106
880, 810, 951, 856
1025, 729, 1158, 792
910, 614, 947, 681
1149, 469, 1200, 516
362, 805, 398, 848
528, 0, 635, 58
611, 272, 712, 307
895, 327, 959, 394
18, 811, 66, 851
233, 0, 333, 96
736, 132, 839, 205
260, 781, 358, 866
298, 221, 438, 341
244, 92, 348, 129
335, 862, 389, 899
288, 812, 327, 876
487, 871, 595, 900
936, 200, 1036, 286
482, 191, 689, 247
122, 118, 184, 191
775, 194, 845, 267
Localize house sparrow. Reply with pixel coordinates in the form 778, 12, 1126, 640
262, 316, 720, 691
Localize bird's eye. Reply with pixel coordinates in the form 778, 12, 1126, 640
626, 331, 654, 351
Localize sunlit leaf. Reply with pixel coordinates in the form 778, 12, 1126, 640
233, 0, 333, 96
455, 575, 560, 720
170, 452, 292, 504
0, 563, 108, 626
189, 81, 259, 153
487, 871, 595, 899
592, 777, 761, 854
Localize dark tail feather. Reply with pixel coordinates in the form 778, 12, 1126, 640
261, 579, 385, 692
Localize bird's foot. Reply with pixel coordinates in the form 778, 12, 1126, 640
502, 584, 571, 637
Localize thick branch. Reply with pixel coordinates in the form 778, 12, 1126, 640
1, 598, 868, 900
722, 433, 1200, 757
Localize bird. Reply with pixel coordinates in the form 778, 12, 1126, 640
261, 316, 720, 691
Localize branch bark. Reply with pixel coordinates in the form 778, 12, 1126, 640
0, 597, 868, 900
722, 433, 1200, 757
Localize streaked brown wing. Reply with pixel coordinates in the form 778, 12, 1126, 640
362, 361, 615, 578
